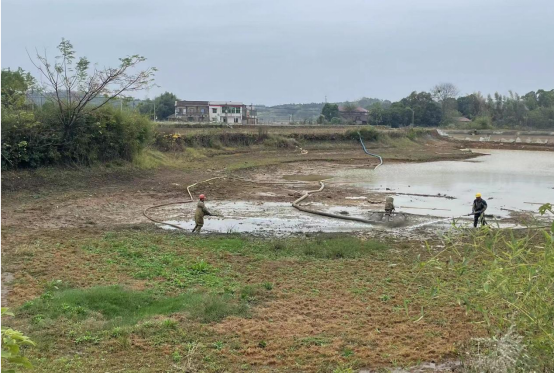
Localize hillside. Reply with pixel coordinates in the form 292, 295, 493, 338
255, 97, 388, 122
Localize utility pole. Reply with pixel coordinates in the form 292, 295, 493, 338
153, 100, 156, 121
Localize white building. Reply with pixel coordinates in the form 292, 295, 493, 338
208, 101, 245, 124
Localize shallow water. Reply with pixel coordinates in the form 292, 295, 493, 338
160, 150, 553, 234
336, 149, 554, 218
161, 201, 374, 234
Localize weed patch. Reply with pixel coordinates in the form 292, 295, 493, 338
413, 224, 554, 371
20, 286, 248, 326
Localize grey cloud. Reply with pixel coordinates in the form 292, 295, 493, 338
2, 0, 553, 105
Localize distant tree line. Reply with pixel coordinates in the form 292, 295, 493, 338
321, 83, 554, 129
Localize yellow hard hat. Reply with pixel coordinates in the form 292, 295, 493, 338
475, 193, 482, 198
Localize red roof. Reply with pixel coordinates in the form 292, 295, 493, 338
455, 117, 472, 122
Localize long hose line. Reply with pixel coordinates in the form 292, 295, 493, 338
289, 134, 384, 224
144, 135, 386, 229
291, 181, 380, 224
357, 131, 383, 169
143, 176, 310, 230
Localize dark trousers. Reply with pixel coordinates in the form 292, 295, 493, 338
474, 213, 486, 227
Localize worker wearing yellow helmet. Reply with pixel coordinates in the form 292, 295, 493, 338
472, 193, 488, 227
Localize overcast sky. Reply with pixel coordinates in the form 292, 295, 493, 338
2, 0, 553, 105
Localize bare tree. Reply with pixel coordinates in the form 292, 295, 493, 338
431, 83, 459, 123
431, 82, 459, 102
29, 38, 156, 136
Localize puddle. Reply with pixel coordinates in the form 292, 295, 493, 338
157, 200, 438, 235
335, 149, 554, 219
283, 174, 332, 181
160, 201, 373, 235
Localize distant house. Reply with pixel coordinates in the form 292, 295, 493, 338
455, 117, 472, 123
174, 100, 257, 124
338, 106, 369, 124
174, 101, 210, 122
208, 101, 245, 124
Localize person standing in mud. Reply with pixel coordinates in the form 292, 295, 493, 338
384, 196, 395, 216
472, 193, 487, 227
192, 194, 213, 233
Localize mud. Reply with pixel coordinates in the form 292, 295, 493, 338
360, 360, 461, 372
153, 200, 434, 235
177, 148, 552, 235
282, 174, 332, 181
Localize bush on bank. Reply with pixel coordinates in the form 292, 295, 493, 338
154, 126, 432, 151
1, 106, 153, 169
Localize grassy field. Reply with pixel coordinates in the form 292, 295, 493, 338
4, 225, 551, 372
3, 228, 488, 372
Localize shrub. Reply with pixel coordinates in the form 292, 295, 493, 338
471, 116, 493, 129
1, 308, 36, 371
346, 126, 379, 142
1, 106, 154, 169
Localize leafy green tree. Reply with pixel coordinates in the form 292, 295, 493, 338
321, 103, 339, 121
537, 89, 554, 108
527, 107, 554, 128
523, 91, 539, 110
1, 68, 37, 109
400, 91, 442, 127
368, 102, 384, 125
382, 103, 411, 127
138, 92, 178, 120
457, 93, 487, 119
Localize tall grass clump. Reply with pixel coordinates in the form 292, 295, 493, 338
346, 126, 379, 142
415, 205, 554, 371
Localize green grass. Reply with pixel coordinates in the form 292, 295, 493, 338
21, 286, 248, 325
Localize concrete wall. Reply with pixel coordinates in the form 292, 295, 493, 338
209, 105, 245, 123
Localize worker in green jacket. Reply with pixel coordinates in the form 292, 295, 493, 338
472, 193, 488, 227
192, 194, 213, 233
